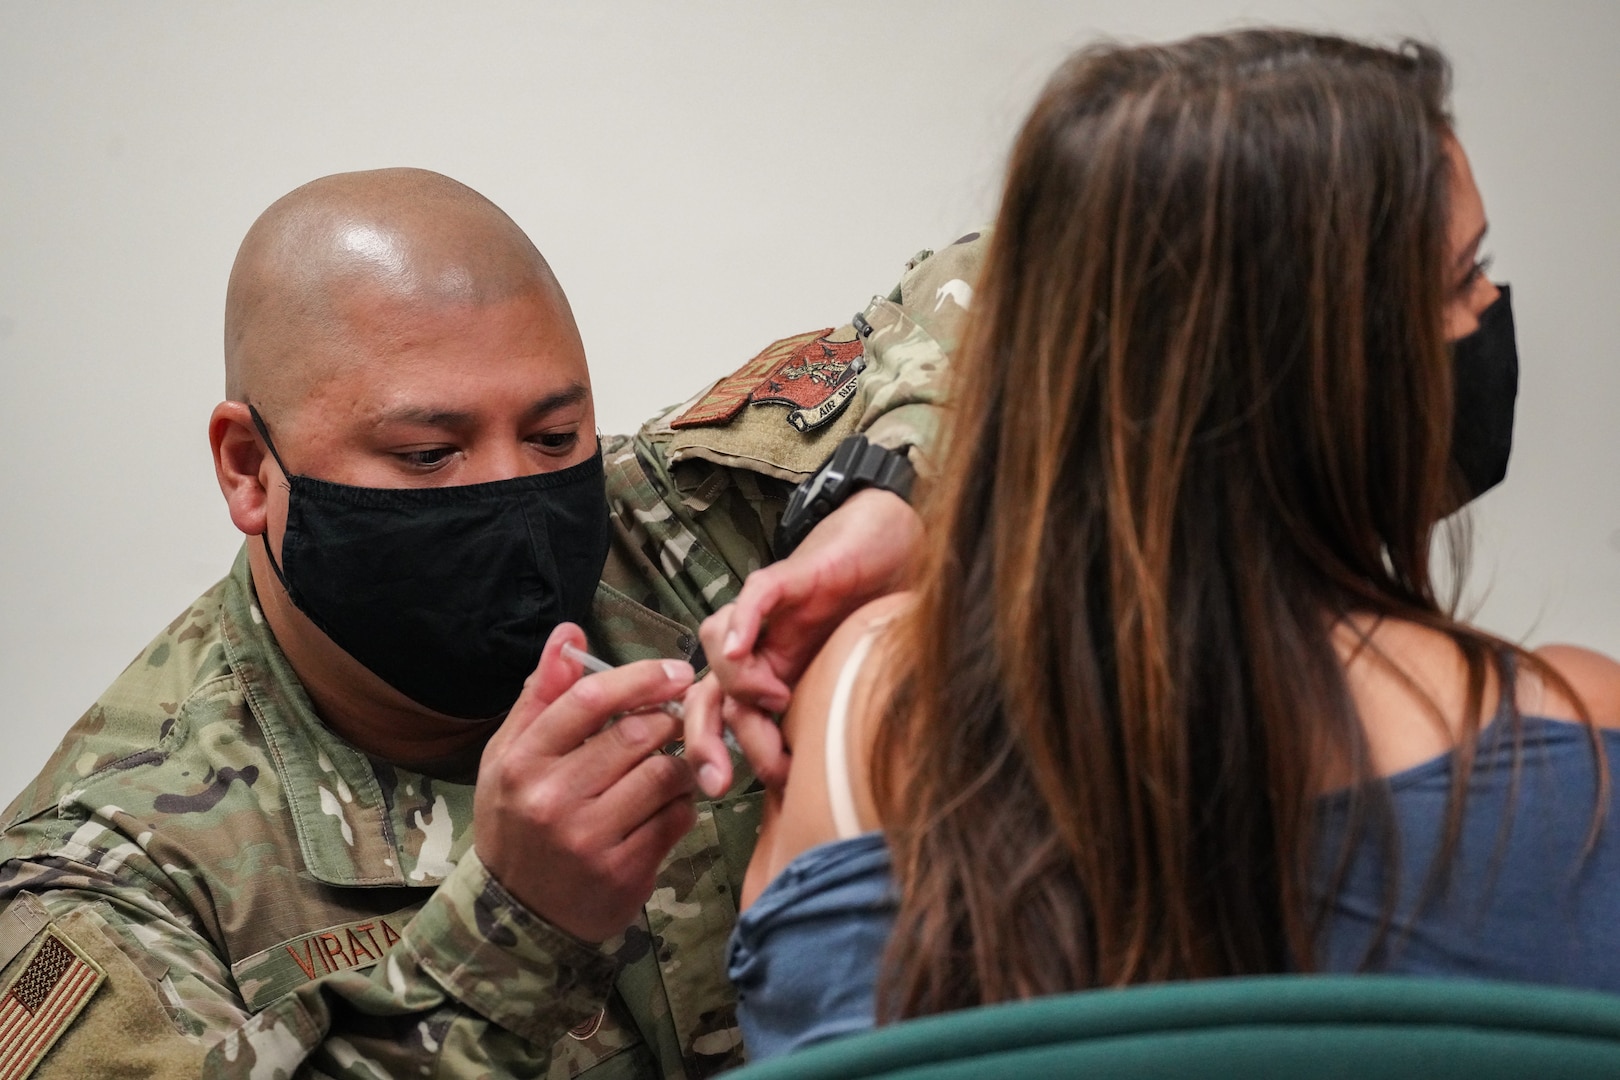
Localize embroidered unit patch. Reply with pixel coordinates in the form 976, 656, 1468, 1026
671, 328, 832, 430
747, 332, 865, 432
671, 326, 866, 432
0, 929, 104, 1080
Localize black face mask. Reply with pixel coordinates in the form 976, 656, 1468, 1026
250, 407, 611, 720
1449, 284, 1518, 506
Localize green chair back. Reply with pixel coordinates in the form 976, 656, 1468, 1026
724, 975, 1620, 1079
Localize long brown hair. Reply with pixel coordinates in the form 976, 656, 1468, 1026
870, 29, 1589, 1018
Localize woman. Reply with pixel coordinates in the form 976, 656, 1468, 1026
701, 28, 1620, 1060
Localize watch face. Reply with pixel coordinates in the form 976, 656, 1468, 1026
796, 471, 831, 511
778, 435, 892, 554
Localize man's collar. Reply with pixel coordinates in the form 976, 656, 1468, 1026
213, 546, 705, 892
216, 546, 475, 889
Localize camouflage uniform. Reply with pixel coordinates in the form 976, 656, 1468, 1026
0, 235, 983, 1079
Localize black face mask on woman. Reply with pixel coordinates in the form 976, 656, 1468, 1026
249, 407, 612, 720
1449, 284, 1518, 505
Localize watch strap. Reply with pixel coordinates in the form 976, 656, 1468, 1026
774, 435, 915, 555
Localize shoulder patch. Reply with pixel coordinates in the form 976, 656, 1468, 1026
672, 327, 865, 432
0, 927, 104, 1079
747, 328, 864, 432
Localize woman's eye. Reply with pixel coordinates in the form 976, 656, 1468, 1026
1458, 253, 1494, 293
400, 447, 455, 467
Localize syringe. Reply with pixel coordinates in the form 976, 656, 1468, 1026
560, 643, 740, 755
560, 643, 687, 721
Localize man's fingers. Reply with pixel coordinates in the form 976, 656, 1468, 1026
699, 607, 794, 713
723, 571, 793, 658
682, 675, 791, 798
512, 656, 694, 762
560, 706, 687, 799
696, 606, 732, 680
500, 624, 587, 745
487, 622, 588, 755
592, 751, 698, 842
612, 793, 701, 896
720, 656, 793, 714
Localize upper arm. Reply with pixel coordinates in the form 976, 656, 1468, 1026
0, 882, 222, 1080
1531, 644, 1620, 728
741, 594, 910, 909
40, 905, 214, 1078
0, 806, 249, 1039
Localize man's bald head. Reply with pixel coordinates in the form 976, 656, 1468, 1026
224, 168, 571, 413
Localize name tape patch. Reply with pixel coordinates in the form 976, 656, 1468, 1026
232, 910, 419, 1013
282, 917, 403, 981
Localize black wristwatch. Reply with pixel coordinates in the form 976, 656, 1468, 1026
774, 434, 917, 556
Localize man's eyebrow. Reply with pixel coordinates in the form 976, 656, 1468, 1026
521, 383, 590, 422
377, 405, 476, 428
377, 384, 590, 430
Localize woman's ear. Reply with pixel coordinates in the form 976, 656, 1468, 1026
210, 401, 272, 536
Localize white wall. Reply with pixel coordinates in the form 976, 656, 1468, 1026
2, 1, 1616, 801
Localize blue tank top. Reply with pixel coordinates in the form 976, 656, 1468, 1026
728, 715, 1620, 1061
1315, 715, 1620, 981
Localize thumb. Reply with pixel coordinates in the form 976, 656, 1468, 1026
495, 622, 589, 745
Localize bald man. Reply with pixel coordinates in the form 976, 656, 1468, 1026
0, 170, 979, 1078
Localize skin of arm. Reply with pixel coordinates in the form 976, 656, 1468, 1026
738, 593, 911, 911
684, 492, 921, 798
1531, 644, 1620, 724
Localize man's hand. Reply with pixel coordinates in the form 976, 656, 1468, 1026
684, 487, 921, 797
474, 622, 696, 943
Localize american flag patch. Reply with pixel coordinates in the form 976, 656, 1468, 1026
0, 929, 103, 1080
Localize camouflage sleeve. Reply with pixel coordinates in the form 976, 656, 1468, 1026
606, 231, 984, 599
0, 813, 614, 1077
657, 230, 985, 488
0, 878, 220, 1078
207, 851, 616, 1077
851, 230, 985, 473
0, 806, 266, 1065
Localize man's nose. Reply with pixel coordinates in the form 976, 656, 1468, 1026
465, 439, 540, 484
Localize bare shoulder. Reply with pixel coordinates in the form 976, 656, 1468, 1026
1529, 644, 1620, 728
1342, 617, 1620, 770
781, 593, 914, 744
